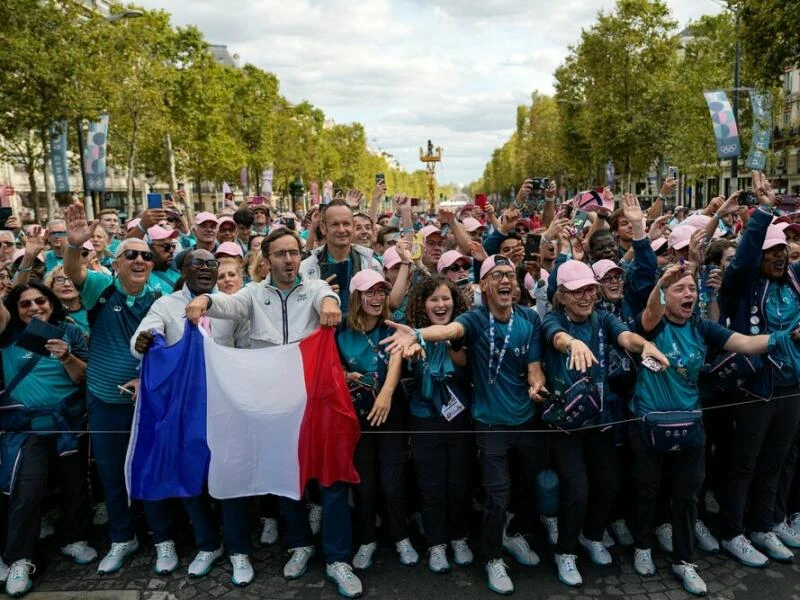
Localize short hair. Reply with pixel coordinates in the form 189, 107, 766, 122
608, 209, 625, 233
97, 209, 118, 219
704, 239, 737, 266
113, 237, 149, 259
376, 226, 399, 246
320, 199, 352, 224
46, 219, 66, 229
233, 207, 255, 228
353, 212, 373, 225
0, 230, 15, 242
261, 228, 302, 257
501, 232, 522, 243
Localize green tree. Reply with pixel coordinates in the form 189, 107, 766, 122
732, 0, 800, 86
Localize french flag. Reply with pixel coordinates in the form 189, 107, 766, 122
125, 325, 361, 501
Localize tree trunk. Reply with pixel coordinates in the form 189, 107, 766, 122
25, 133, 41, 225
41, 131, 53, 222
165, 130, 177, 192
126, 113, 139, 219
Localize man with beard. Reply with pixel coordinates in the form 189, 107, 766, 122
146, 225, 181, 293
131, 249, 252, 584
184, 229, 362, 598
382, 254, 548, 596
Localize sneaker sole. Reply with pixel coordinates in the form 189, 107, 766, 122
6, 580, 32, 599
260, 536, 278, 545
697, 543, 720, 554
454, 558, 473, 567
754, 549, 793, 563
62, 552, 98, 566
399, 558, 419, 567
673, 571, 707, 597
352, 558, 373, 571
231, 575, 253, 587
98, 549, 137, 575
188, 556, 222, 578
557, 573, 583, 588
284, 564, 309, 580
325, 573, 363, 598
486, 580, 514, 596
154, 565, 178, 575
722, 547, 769, 568
428, 563, 451, 574
503, 547, 539, 567
634, 566, 657, 577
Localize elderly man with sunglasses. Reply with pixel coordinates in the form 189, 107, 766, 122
63, 204, 178, 577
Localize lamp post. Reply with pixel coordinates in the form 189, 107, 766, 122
731, 10, 741, 190
419, 140, 443, 213
76, 9, 143, 220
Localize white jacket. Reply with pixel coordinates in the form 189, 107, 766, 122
300, 244, 382, 280
205, 276, 339, 347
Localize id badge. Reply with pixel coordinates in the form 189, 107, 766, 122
441, 386, 465, 422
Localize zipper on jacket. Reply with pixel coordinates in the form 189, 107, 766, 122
277, 284, 302, 345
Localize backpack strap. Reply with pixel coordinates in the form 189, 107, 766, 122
0, 354, 43, 405
87, 283, 117, 328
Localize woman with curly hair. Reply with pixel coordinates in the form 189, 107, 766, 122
405, 275, 475, 573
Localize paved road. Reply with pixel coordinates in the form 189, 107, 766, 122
23, 514, 800, 600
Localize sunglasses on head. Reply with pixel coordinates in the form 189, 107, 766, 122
18, 296, 48, 309
121, 249, 153, 262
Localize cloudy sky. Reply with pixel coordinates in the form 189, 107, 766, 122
140, 0, 723, 185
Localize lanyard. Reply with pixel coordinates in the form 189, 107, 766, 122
597, 319, 605, 404
362, 330, 388, 366
488, 311, 514, 384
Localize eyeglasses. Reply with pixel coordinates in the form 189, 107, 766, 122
269, 249, 301, 259
363, 288, 388, 298
600, 273, 623, 284
445, 263, 470, 273
18, 296, 49, 310
189, 258, 220, 269
121, 249, 153, 262
565, 286, 598, 299
52, 276, 70, 285
515, 228, 530, 235
49, 231, 67, 238
156, 243, 176, 252
488, 271, 515, 282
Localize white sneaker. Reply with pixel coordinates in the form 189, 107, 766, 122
428, 544, 450, 573
352, 542, 377, 571
721, 534, 768, 568
540, 515, 559, 545
656, 523, 673, 553
750, 530, 793, 563
451, 538, 474, 566
602, 529, 616, 549
60, 541, 98, 565
395, 537, 419, 566
485, 558, 514, 595
633, 548, 656, 577
230, 554, 254, 586
704, 490, 720, 515
92, 503, 108, 526
5, 560, 34, 598
694, 520, 720, 553
773, 520, 800, 549
671, 562, 707, 596
0, 558, 8, 584
609, 519, 634, 547
284, 546, 314, 580
326, 561, 363, 598
502, 531, 540, 566
579, 533, 612, 566
38, 518, 54, 540
308, 503, 323, 536
188, 548, 223, 577
554, 553, 582, 587
98, 538, 139, 574
259, 517, 279, 545
154, 540, 179, 574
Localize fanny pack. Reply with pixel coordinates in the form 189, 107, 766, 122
349, 380, 376, 419
701, 351, 761, 394
542, 377, 602, 431
639, 410, 703, 453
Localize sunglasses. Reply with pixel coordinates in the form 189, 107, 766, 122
18, 296, 49, 309
48, 231, 67, 238
515, 228, 530, 234
80, 250, 91, 258
156, 243, 176, 252
600, 273, 623, 284
121, 249, 153, 262
189, 258, 219, 269
445, 263, 470, 273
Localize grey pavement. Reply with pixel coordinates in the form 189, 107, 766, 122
24, 521, 800, 600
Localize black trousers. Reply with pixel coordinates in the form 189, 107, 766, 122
628, 423, 705, 565
721, 387, 800, 538
4, 435, 92, 562
352, 425, 409, 546
550, 429, 621, 555
777, 430, 800, 522
475, 420, 547, 561
409, 413, 473, 547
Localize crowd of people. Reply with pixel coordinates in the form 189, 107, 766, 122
1, 173, 800, 599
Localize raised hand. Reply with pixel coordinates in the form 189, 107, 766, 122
499, 208, 520, 234
24, 225, 46, 257
380, 320, 417, 355
621, 193, 643, 223
648, 215, 670, 241
372, 181, 387, 204
396, 239, 412, 263
660, 176, 677, 196
64, 203, 99, 247
345, 189, 364, 209
716, 191, 741, 218
753, 171, 776, 206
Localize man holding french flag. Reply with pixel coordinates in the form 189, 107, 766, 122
127, 228, 364, 598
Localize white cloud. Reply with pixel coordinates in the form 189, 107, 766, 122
140, 0, 723, 185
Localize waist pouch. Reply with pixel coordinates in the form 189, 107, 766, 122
349, 384, 376, 419
701, 352, 761, 394
542, 377, 601, 431
639, 410, 703, 453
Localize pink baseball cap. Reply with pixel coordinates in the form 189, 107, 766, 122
763, 225, 788, 250
146, 225, 179, 242
218, 216, 236, 228
126, 218, 141, 231
437, 250, 470, 273
682, 213, 724, 238
195, 212, 219, 225
461, 217, 485, 233
479, 254, 514, 280
215, 242, 244, 258
81, 240, 94, 251
592, 259, 624, 280
13, 248, 44, 263
651, 238, 668, 254
382, 246, 402, 270
419, 225, 442, 240
668, 225, 694, 250
349, 269, 391, 293
557, 260, 600, 291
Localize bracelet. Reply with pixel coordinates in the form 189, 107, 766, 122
658, 284, 667, 305
67, 241, 83, 250
657, 194, 666, 201
136, 222, 147, 235
17, 266, 32, 272
414, 328, 427, 349
401, 227, 413, 234
204, 294, 213, 309
400, 261, 411, 266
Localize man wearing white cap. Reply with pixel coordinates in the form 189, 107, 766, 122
146, 225, 181, 294
382, 254, 547, 595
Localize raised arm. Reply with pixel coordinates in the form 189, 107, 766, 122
63, 203, 99, 289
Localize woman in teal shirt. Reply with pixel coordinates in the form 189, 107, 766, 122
336, 270, 417, 571
0, 282, 95, 596
631, 263, 783, 596
45, 266, 89, 335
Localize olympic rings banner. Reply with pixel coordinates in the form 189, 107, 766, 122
83, 113, 109, 192
703, 91, 741, 160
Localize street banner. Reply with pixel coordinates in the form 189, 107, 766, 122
703, 91, 741, 160
83, 113, 109, 192
49, 121, 70, 194
745, 91, 772, 172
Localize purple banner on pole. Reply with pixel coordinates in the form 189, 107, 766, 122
49, 121, 70, 194
703, 91, 741, 160
745, 91, 772, 172
83, 113, 109, 192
